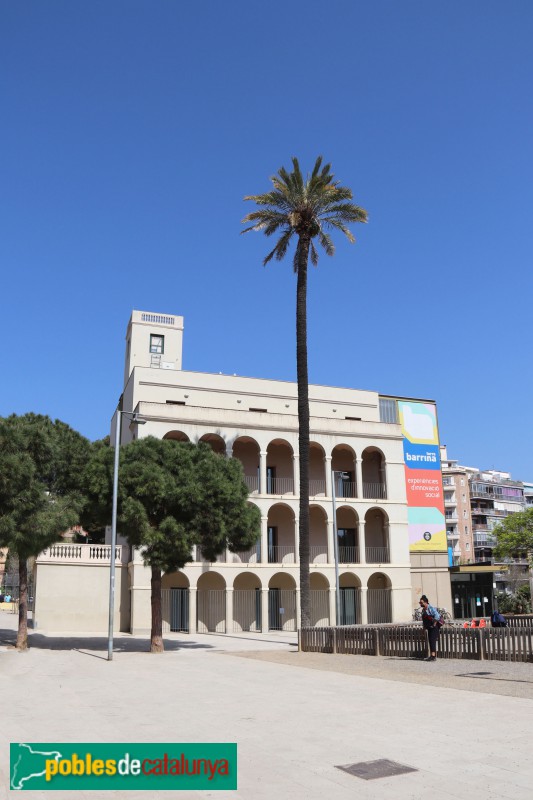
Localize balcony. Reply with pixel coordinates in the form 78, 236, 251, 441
473, 534, 496, 548
244, 475, 259, 493
334, 480, 357, 499
365, 546, 390, 564
266, 477, 294, 495
231, 546, 260, 564
309, 479, 327, 497
471, 507, 508, 518
362, 482, 387, 500
339, 546, 360, 563
267, 546, 295, 564
310, 546, 328, 564
196, 548, 227, 564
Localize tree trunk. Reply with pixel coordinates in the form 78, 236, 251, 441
16, 558, 28, 651
296, 235, 311, 628
150, 566, 164, 653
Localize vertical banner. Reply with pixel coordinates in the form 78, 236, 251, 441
397, 401, 446, 552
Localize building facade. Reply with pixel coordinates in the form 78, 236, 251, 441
33, 309, 452, 633
112, 310, 452, 634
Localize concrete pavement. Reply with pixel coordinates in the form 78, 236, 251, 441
1, 610, 532, 800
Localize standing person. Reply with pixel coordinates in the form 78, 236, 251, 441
419, 595, 441, 662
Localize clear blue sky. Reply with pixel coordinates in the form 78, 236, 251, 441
1, 1, 531, 480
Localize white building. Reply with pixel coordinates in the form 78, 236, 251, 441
34, 310, 452, 633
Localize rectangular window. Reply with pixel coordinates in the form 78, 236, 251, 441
465, 542, 470, 551
379, 398, 398, 424
150, 334, 164, 354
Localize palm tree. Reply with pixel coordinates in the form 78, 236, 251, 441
242, 156, 367, 627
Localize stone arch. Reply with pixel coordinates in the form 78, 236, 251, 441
310, 572, 330, 589
309, 441, 326, 496
267, 503, 296, 564
233, 572, 262, 633
338, 571, 362, 624
310, 571, 330, 627
361, 446, 387, 499
162, 572, 190, 589
367, 571, 392, 624
199, 433, 226, 455
161, 572, 189, 633
309, 504, 328, 564
197, 571, 226, 633
266, 438, 294, 495
163, 430, 190, 442
232, 436, 260, 493
364, 508, 390, 563
332, 444, 357, 498
268, 572, 297, 632
336, 505, 360, 563
230, 502, 261, 565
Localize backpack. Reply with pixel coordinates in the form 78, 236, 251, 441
491, 611, 507, 628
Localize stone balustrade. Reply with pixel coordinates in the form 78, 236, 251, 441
37, 543, 122, 565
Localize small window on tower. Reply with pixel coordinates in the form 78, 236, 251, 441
150, 334, 164, 354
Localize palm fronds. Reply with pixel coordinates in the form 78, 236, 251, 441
242, 156, 367, 268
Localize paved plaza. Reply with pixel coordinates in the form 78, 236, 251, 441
1, 610, 532, 799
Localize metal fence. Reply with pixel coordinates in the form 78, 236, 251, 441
161, 589, 189, 633
233, 590, 261, 633
268, 589, 297, 631
310, 590, 329, 627
367, 588, 392, 622
197, 590, 226, 633
300, 624, 533, 662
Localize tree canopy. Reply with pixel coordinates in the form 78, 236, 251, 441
493, 508, 533, 565
0, 414, 91, 648
84, 436, 260, 651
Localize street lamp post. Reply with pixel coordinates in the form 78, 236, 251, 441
108, 408, 145, 662
331, 470, 341, 626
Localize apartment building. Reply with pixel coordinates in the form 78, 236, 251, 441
440, 447, 474, 565
468, 469, 525, 564
33, 310, 452, 633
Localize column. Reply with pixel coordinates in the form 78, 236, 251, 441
295, 588, 301, 631
225, 441, 233, 459
356, 456, 363, 500
360, 586, 368, 625
188, 587, 197, 634
294, 518, 299, 563
325, 456, 332, 497
328, 587, 337, 626
359, 520, 367, 564
292, 453, 300, 496
259, 451, 267, 495
261, 589, 269, 633
225, 588, 233, 635
260, 515, 268, 564
384, 523, 390, 562
327, 518, 334, 564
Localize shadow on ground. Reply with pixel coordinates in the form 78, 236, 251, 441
0, 628, 213, 654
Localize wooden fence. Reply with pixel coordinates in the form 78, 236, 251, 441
300, 624, 533, 662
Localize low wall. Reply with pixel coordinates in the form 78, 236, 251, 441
33, 561, 130, 633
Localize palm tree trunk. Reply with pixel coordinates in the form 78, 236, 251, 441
296, 235, 311, 628
16, 558, 28, 650
150, 565, 164, 653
